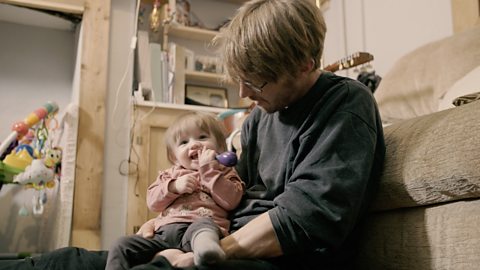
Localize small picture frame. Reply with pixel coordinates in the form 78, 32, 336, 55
185, 85, 229, 108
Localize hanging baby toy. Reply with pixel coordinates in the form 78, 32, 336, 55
0, 101, 62, 216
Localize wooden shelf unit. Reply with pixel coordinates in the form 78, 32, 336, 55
164, 24, 218, 41
153, 0, 242, 107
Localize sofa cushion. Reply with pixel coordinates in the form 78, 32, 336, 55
356, 199, 480, 269
373, 25, 480, 124
371, 100, 480, 211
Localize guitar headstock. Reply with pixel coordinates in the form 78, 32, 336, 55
323, 52, 374, 73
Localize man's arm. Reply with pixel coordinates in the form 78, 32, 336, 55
221, 212, 282, 259
137, 213, 281, 266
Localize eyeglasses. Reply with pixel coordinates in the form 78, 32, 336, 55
238, 79, 267, 93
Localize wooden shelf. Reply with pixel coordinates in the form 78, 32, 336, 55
1, 0, 84, 14
135, 100, 227, 114
153, 0, 239, 106
0, 2, 76, 30
185, 70, 228, 85
143, 0, 247, 4
165, 24, 218, 42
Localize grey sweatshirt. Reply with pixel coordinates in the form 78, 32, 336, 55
232, 71, 385, 269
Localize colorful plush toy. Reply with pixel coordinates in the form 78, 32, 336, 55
0, 102, 62, 216
44, 147, 62, 175
14, 159, 54, 187
0, 101, 58, 159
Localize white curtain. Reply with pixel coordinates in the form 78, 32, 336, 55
42, 23, 83, 250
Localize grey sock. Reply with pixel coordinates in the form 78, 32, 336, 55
191, 228, 226, 265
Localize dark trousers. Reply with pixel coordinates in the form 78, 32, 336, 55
106, 218, 221, 270
0, 247, 278, 270
132, 256, 279, 270
0, 220, 279, 270
0, 247, 108, 270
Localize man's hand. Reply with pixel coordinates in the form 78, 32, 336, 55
156, 249, 194, 267
136, 218, 156, 238
169, 173, 199, 194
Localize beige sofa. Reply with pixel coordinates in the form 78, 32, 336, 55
356, 101, 480, 269
355, 25, 480, 269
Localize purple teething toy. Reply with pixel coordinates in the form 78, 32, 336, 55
216, 151, 238, 167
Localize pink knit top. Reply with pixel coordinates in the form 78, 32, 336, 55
147, 161, 245, 236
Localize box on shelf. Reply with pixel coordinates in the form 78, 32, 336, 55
194, 55, 222, 74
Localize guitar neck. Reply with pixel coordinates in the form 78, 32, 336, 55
324, 52, 374, 73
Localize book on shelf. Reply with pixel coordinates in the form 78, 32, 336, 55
162, 51, 172, 103
135, 30, 152, 99
134, 29, 172, 103
184, 48, 195, 71
150, 43, 170, 103
168, 42, 186, 104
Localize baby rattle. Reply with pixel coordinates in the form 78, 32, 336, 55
216, 151, 237, 167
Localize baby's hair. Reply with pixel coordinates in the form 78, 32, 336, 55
164, 111, 227, 163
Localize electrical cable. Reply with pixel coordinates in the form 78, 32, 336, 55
110, 0, 141, 177
111, 0, 141, 125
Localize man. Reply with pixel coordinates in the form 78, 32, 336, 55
0, 1, 384, 269
136, 0, 385, 269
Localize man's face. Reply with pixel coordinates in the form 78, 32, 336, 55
237, 60, 320, 113
239, 74, 313, 113
238, 76, 299, 113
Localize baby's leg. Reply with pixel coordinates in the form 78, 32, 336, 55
187, 218, 225, 265
192, 228, 226, 265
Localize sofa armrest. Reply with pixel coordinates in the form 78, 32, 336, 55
371, 101, 480, 211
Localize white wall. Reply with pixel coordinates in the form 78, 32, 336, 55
0, 22, 75, 140
323, 0, 453, 78
101, 0, 136, 249
0, 12, 76, 253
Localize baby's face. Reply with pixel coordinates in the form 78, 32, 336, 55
172, 128, 218, 170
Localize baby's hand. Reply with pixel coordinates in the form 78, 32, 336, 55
198, 146, 217, 166
169, 173, 198, 194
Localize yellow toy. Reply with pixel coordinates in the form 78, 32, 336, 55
0, 102, 62, 216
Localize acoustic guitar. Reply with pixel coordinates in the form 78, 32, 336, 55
323, 52, 374, 73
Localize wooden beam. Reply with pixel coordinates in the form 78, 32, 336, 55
71, 0, 110, 250
0, 0, 84, 14
451, 0, 480, 33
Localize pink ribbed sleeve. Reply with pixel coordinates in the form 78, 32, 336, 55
146, 168, 180, 212
198, 161, 245, 211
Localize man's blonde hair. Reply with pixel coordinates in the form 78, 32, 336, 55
213, 0, 327, 85
164, 111, 227, 163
